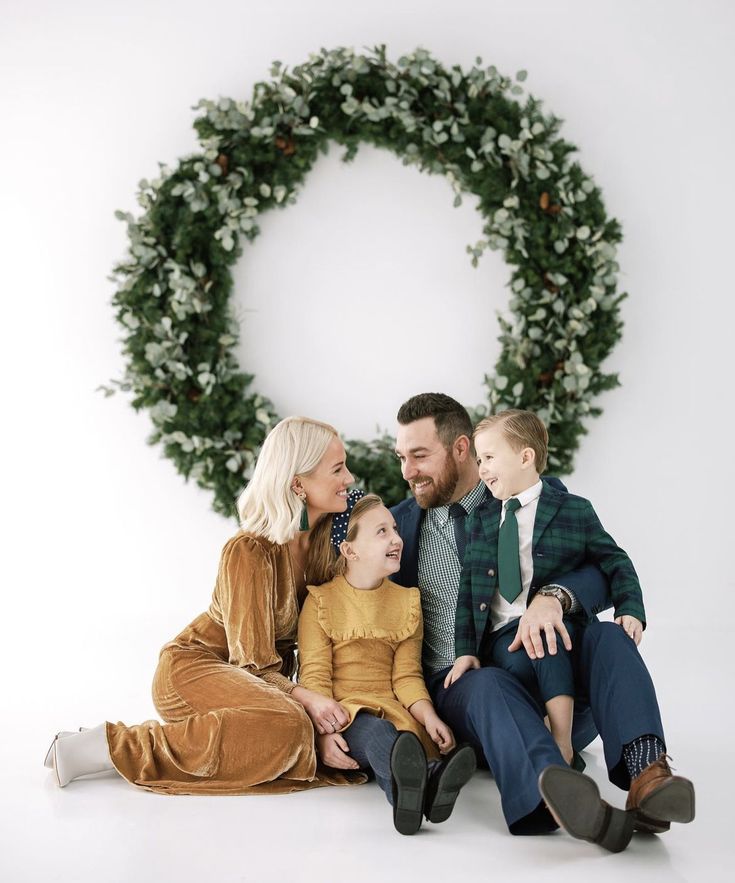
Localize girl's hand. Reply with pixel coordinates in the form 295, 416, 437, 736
292, 687, 349, 735
316, 733, 360, 770
443, 655, 480, 688
615, 615, 643, 646
424, 713, 456, 755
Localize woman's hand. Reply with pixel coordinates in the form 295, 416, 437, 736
316, 733, 360, 770
443, 655, 480, 688
615, 615, 643, 646
291, 687, 349, 735
423, 711, 456, 755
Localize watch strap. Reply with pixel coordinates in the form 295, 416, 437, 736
538, 584, 572, 614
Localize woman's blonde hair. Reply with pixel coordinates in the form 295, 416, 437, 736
237, 416, 339, 544
305, 494, 384, 586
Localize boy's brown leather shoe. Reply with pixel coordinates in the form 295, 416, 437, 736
626, 755, 695, 834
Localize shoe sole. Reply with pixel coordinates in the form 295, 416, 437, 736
636, 777, 695, 832
426, 746, 477, 823
539, 765, 634, 853
391, 733, 427, 836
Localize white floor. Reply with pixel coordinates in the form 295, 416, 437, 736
2, 622, 730, 883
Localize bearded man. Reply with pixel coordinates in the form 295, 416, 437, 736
390, 393, 692, 850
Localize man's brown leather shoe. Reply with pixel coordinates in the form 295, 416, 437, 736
626, 755, 695, 834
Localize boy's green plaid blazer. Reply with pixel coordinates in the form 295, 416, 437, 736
455, 481, 645, 659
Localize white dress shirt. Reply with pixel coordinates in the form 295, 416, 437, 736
490, 480, 543, 632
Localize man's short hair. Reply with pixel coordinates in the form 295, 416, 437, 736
396, 393, 473, 450
474, 409, 549, 474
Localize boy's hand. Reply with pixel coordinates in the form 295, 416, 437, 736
508, 594, 572, 659
316, 733, 360, 770
615, 615, 643, 645
444, 655, 480, 688
424, 714, 456, 754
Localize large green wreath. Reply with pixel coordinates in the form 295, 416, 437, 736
110, 46, 625, 517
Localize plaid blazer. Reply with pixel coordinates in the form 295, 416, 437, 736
454, 481, 645, 658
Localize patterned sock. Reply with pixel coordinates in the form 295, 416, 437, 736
622, 734, 666, 780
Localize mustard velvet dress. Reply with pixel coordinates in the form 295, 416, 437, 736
106, 533, 360, 794
298, 576, 439, 759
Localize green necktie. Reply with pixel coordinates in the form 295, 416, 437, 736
498, 497, 523, 603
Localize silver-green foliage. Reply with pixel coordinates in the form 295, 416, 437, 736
109, 46, 626, 517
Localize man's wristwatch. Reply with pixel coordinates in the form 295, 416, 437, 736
537, 584, 572, 614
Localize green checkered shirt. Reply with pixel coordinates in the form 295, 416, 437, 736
417, 481, 487, 673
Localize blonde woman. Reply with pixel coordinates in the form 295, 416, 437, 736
46, 416, 364, 795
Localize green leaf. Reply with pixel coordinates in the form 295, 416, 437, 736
110, 47, 624, 515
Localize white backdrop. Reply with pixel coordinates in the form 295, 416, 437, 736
1, 1, 733, 879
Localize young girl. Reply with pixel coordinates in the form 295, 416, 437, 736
299, 494, 476, 835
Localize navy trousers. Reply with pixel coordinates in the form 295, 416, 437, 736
428, 621, 665, 833
487, 618, 578, 705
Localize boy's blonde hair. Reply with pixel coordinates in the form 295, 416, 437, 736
237, 416, 339, 545
474, 410, 549, 473
305, 494, 384, 586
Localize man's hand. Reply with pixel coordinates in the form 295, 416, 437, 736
443, 655, 480, 688
615, 615, 643, 646
507, 594, 572, 659
316, 733, 360, 770
291, 687, 349, 735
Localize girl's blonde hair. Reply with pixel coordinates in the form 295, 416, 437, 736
305, 494, 384, 586
237, 416, 338, 544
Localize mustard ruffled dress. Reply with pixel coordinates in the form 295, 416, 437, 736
298, 576, 438, 758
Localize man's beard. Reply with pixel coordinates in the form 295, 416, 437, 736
410, 453, 460, 509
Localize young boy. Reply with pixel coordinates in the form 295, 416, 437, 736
445, 409, 645, 765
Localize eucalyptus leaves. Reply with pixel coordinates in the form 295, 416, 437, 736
110, 46, 625, 517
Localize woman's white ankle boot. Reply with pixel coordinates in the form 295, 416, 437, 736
48, 723, 115, 786
44, 731, 75, 768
